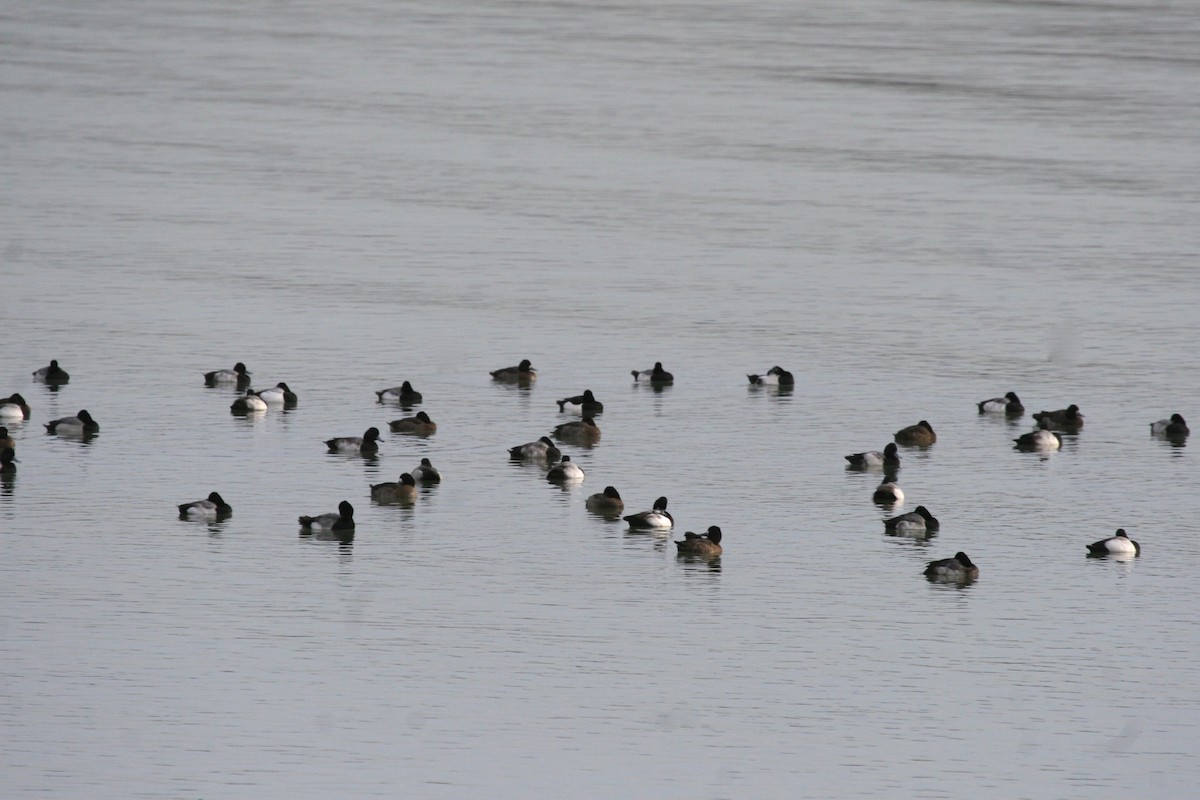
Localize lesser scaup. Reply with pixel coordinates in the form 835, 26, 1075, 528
325, 427, 383, 454
205, 362, 251, 387
388, 411, 436, 434
1150, 414, 1189, 438
883, 505, 939, 532
230, 389, 268, 413
1033, 404, 1084, 430
557, 389, 603, 415
845, 443, 900, 469
552, 416, 601, 444
1086, 528, 1140, 557
44, 410, 99, 435
586, 486, 625, 513
0, 394, 31, 421
33, 360, 70, 384
747, 366, 795, 387
508, 436, 562, 461
632, 362, 674, 384
977, 391, 1024, 415
178, 492, 232, 520
490, 359, 536, 382
376, 381, 422, 404
371, 473, 418, 504
675, 526, 723, 557
872, 480, 904, 504
894, 420, 937, 446
256, 382, 298, 406
546, 455, 585, 483
0, 447, 16, 475
624, 496, 673, 529
411, 458, 442, 484
924, 552, 979, 582
1014, 420, 1062, 451
298, 500, 355, 532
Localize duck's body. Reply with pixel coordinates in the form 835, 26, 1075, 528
33, 360, 70, 384
977, 392, 1024, 415
371, 473, 418, 504
1087, 528, 1140, 557
491, 359, 536, 383
747, 366, 795, 387
178, 492, 232, 520
586, 486, 624, 513
924, 552, 979, 581
411, 458, 441, 484
256, 382, 298, 406
557, 389, 603, 415
546, 455, 585, 483
552, 416, 601, 444
325, 427, 383, 454
624, 496, 673, 529
0, 447, 16, 475
883, 505, 939, 532
0, 427, 14, 450
376, 381, 422, 404
632, 362, 674, 384
675, 526, 723, 557
0, 394, 31, 421
894, 420, 937, 446
845, 443, 900, 469
45, 410, 99, 435
230, 389, 268, 413
1033, 404, 1084, 430
205, 362, 251, 388
1014, 421, 1062, 451
388, 411, 436, 434
873, 480, 904, 504
509, 436, 561, 461
298, 500, 356, 532
1151, 414, 1189, 438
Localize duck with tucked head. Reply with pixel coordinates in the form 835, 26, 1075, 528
509, 436, 561, 462
1150, 414, 1189, 438
624, 496, 673, 529
1086, 528, 1140, 557
45, 410, 99, 436
872, 479, 904, 505
411, 458, 442, 484
371, 473, 418, 504
33, 360, 70, 384
924, 552, 979, 582
298, 500, 355, 532
557, 389, 603, 415
552, 416, 601, 445
894, 420, 936, 446
1033, 404, 1084, 430
230, 389, 268, 413
676, 526, 723, 557
977, 391, 1024, 416
845, 442, 900, 469
883, 505, 939, 533
325, 427, 383, 454
747, 366, 795, 387
546, 455, 585, 483
376, 381, 422, 405
0, 394, 31, 421
205, 362, 251, 388
256, 382, 298, 407
586, 486, 624, 514
389, 411, 436, 435
1014, 419, 1062, 451
490, 359, 536, 383
632, 362, 674, 384
178, 492, 232, 520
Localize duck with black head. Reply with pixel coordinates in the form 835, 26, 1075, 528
298, 500, 355, 532
675, 526, 723, 557
325, 427, 383, 454
205, 362, 251, 388
33, 360, 70, 384
490, 359, 536, 383
0, 394, 31, 421
586, 486, 625, 514
624, 496, 673, 529
371, 473, 418, 504
376, 381, 422, 405
45, 410, 99, 436
924, 552, 978, 582
1086, 529, 1140, 557
894, 420, 936, 446
631, 362, 674, 384
178, 492, 232, 520
977, 391, 1024, 416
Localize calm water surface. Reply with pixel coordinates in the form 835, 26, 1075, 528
3, 1, 1199, 797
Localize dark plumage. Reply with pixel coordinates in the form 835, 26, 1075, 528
883, 505, 939, 532
204, 362, 251, 388
0, 427, 14, 450
178, 492, 232, 520
325, 427, 383, 454
1033, 404, 1084, 430
557, 389, 603, 415
924, 552, 979, 581
552, 416, 601, 444
388, 411, 436, 434
371, 473, 418, 504
44, 409, 99, 435
894, 420, 936, 446
376, 381, 422, 404
298, 500, 356, 532
845, 442, 900, 469
256, 382, 298, 406
624, 496, 673, 529
33, 359, 70, 384
0, 393, 31, 420
411, 458, 442, 484
1013, 420, 1062, 451
509, 436, 561, 461
585, 486, 624, 514
977, 391, 1024, 416
490, 359, 536, 382
632, 362, 674, 384
747, 365, 795, 386
675, 526, 723, 557
0, 447, 16, 475
1150, 414, 1189, 438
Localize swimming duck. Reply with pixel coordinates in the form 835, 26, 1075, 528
411, 458, 442, 484
32, 360, 70, 384
1086, 528, 1140, 557
230, 389, 268, 413
508, 436, 561, 461
256, 382, 298, 406
375, 381, 422, 404
883, 505, 939, 532
557, 389, 603, 415
204, 362, 251, 387
0, 394, 31, 421
1014, 419, 1062, 451
977, 391, 1024, 415
0, 427, 14, 449
552, 416, 601, 444
845, 443, 900, 469
872, 480, 904, 504
546, 455, 585, 483
371, 473, 418, 504
1150, 414, 1189, 438
44, 410, 99, 435
675, 526, 723, 557
894, 420, 937, 446
325, 427, 383, 454
924, 552, 979, 581
0, 447, 16, 475
298, 500, 355, 532
389, 411, 436, 434
631, 362, 674, 384
178, 492, 232, 520
1033, 404, 1084, 430
586, 486, 625, 513
624, 496, 673, 529
490, 359, 536, 383
747, 366, 795, 387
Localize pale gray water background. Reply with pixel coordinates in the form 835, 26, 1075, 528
3, 0, 1199, 797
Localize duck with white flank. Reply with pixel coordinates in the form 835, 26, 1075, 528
33, 360, 70, 384
1150, 414, 1188, 438
977, 391, 1024, 416
204, 362, 251, 388
546, 455, 585, 483
298, 500, 355, 532
0, 394, 31, 421
845, 443, 900, 469
624, 496, 673, 529
509, 436, 561, 462
411, 458, 442, 484
883, 505, 939, 533
45, 410, 99, 436
557, 389, 603, 415
747, 366, 794, 386
376, 381, 422, 404
1086, 529, 1140, 557
325, 427, 383, 454
631, 362, 674, 384
178, 492, 233, 520
230, 389, 268, 413
1014, 419, 1062, 451
256, 382, 298, 407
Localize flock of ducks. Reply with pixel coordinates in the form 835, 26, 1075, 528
4, 362, 1183, 574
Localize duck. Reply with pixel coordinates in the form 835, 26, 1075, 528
1033, 404, 1084, 430
586, 486, 625, 513
178, 492, 232, 520
230, 389, 268, 413
747, 366, 795, 387
371, 473, 418, 504
298, 500, 355, 532
1150, 414, 1189, 438
0, 394, 31, 421
552, 416, 601, 444
675, 526, 723, 557
490, 359, 536, 383
325, 427, 383, 454
883, 505, 939, 532
977, 391, 1024, 415
1014, 419, 1062, 451
508, 436, 561, 461
204, 362, 251, 387
631, 362, 674, 384
0, 447, 16, 475
32, 360, 70, 384
894, 420, 937, 446
557, 389, 603, 415
624, 496, 673, 529
1086, 528, 1140, 557
44, 410, 99, 435
375, 381, 422, 404
924, 552, 979, 581
872, 480, 904, 504
0, 427, 14, 449
546, 455, 585, 483
411, 458, 442, 484
388, 411, 436, 434
256, 382, 298, 406
845, 443, 900, 469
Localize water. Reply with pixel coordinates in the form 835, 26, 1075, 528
3, 1, 1199, 797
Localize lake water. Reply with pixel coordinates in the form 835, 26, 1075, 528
3, 1, 1199, 797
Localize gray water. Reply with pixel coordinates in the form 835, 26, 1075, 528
3, 1, 1199, 797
